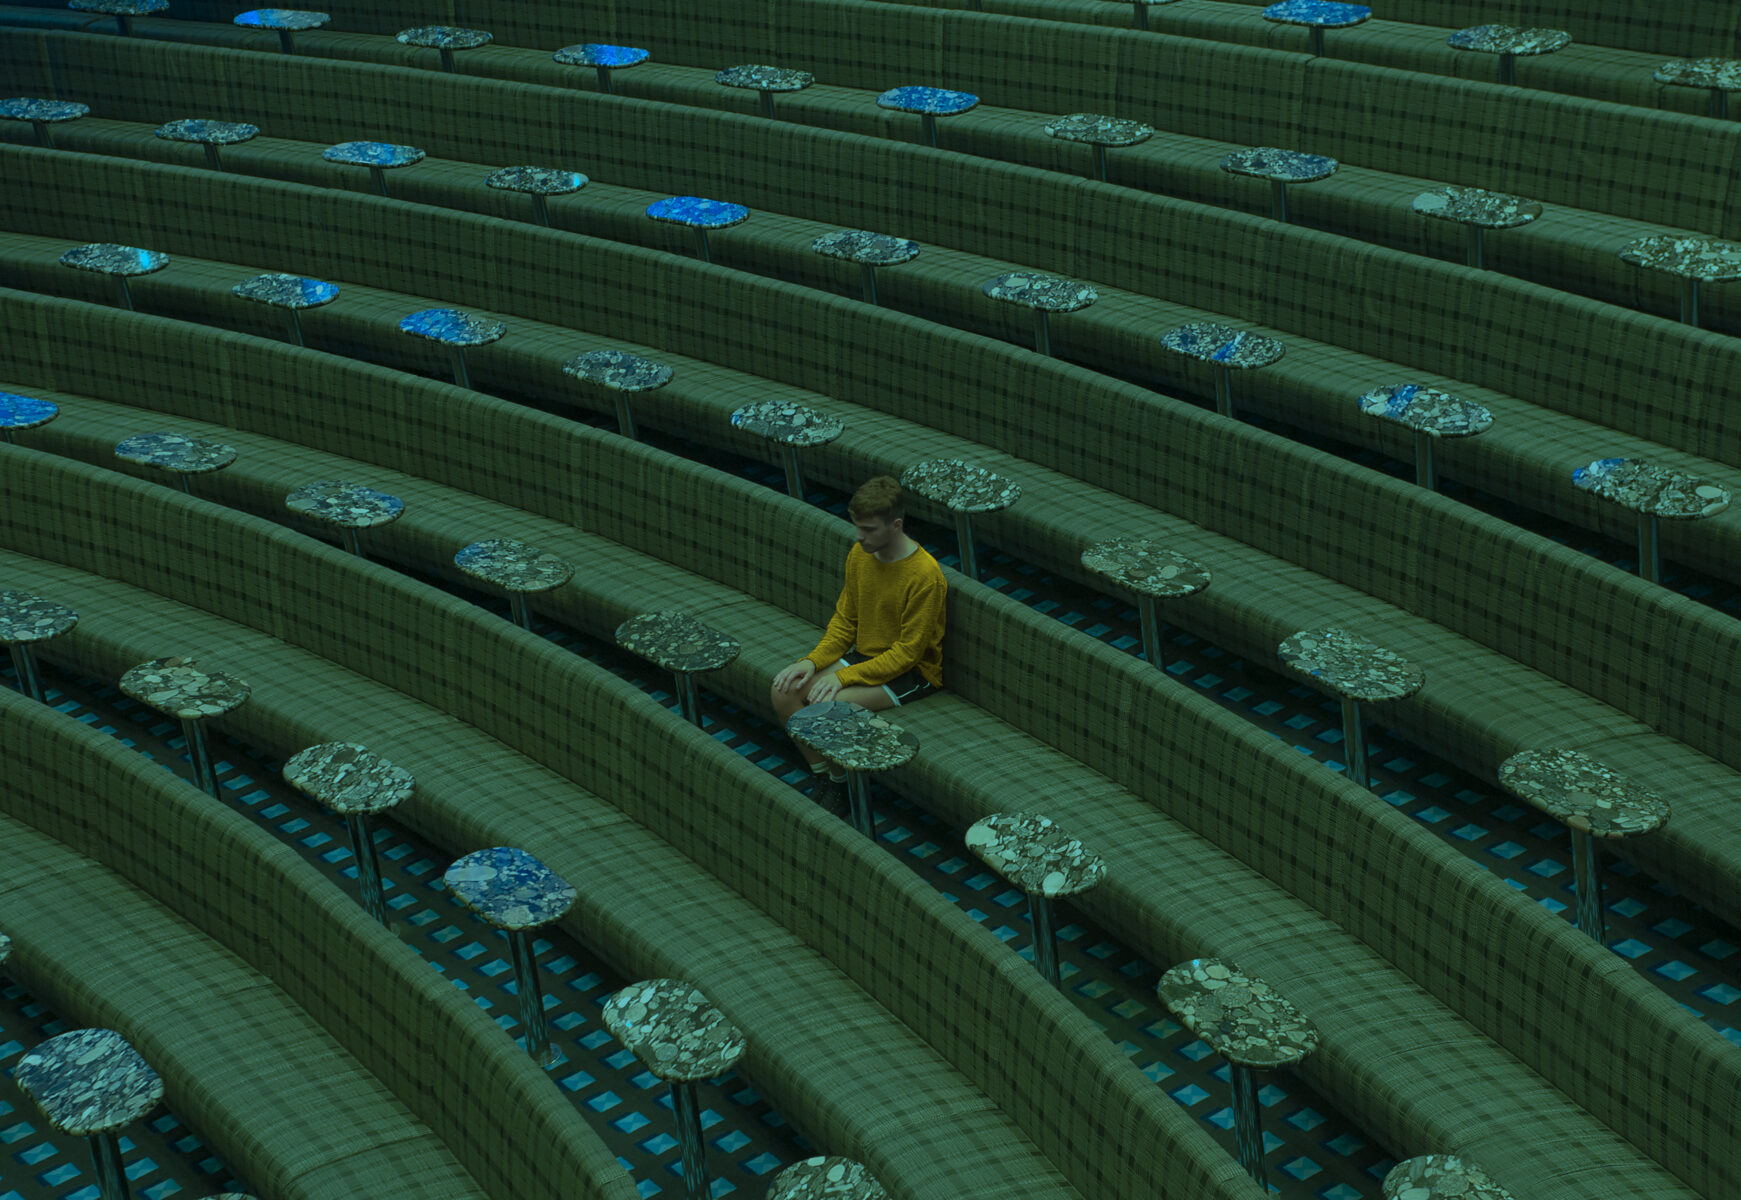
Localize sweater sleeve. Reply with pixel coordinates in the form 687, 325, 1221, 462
833, 569, 945, 688
803, 552, 860, 670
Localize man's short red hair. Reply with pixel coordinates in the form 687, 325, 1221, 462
848, 476, 906, 524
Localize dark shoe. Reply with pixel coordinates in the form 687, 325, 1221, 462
809, 773, 849, 818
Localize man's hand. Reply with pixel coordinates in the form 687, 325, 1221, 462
773, 659, 817, 693
806, 671, 844, 703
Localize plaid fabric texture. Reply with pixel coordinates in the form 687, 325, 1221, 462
2, 287, 1739, 1197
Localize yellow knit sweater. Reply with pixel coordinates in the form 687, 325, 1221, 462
805, 543, 947, 688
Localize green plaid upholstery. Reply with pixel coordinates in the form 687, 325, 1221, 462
3, 293, 1739, 1198
1, 409, 1732, 1199
0, 443, 1266, 1200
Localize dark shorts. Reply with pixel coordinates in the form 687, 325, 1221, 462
836, 653, 938, 707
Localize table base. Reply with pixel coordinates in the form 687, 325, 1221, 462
1132, 0, 1149, 30
1029, 893, 1062, 987
1637, 512, 1662, 584
859, 261, 880, 304
777, 443, 807, 500
613, 394, 639, 440
1464, 223, 1485, 269
1413, 429, 1439, 491
277, 29, 297, 54
1229, 1063, 1268, 1190
674, 671, 703, 727
1213, 365, 1235, 418
1340, 696, 1370, 791
595, 64, 615, 93
690, 227, 713, 262
31, 118, 54, 148
1307, 26, 1326, 57
284, 309, 307, 347
1712, 89, 1729, 119
112, 276, 136, 312
367, 164, 389, 197
1136, 594, 1169, 670
182, 716, 219, 797
508, 928, 558, 1066
1270, 179, 1290, 223
8, 643, 46, 702
757, 89, 777, 119
447, 346, 475, 389
1497, 52, 1517, 86
1091, 143, 1110, 182
845, 769, 876, 837
344, 811, 390, 925
439, 47, 457, 73
1678, 278, 1701, 327
920, 112, 940, 147
953, 510, 981, 582
339, 527, 366, 558
201, 142, 225, 171
508, 592, 534, 631
89, 1129, 132, 1200
530, 193, 551, 227
1570, 827, 1605, 943
1031, 308, 1052, 355
670, 1080, 711, 1200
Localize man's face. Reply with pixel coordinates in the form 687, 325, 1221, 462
853, 514, 899, 556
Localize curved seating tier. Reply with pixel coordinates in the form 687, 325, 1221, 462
9, 20, 1741, 329
7, 0, 1730, 119
7, 42, 1741, 557
2, 305, 1737, 1200
5, 176, 1741, 919
0, 695, 563, 1199
0, 445, 1254, 1200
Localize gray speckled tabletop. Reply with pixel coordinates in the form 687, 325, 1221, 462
1382, 1154, 1517, 1200
71, 0, 169, 13
981, 271, 1098, 312
1220, 147, 1337, 182
113, 431, 237, 474
398, 307, 506, 346
615, 611, 741, 673
810, 229, 920, 265
396, 25, 492, 49
321, 140, 424, 169
1498, 748, 1670, 838
601, 978, 748, 1083
445, 846, 577, 931
730, 400, 844, 447
1618, 234, 1741, 282
0, 591, 78, 645
769, 1157, 890, 1200
454, 538, 574, 595
1044, 113, 1154, 146
1357, 384, 1493, 438
118, 656, 249, 719
1571, 457, 1731, 519
965, 812, 1106, 897
0, 391, 60, 432
1412, 186, 1542, 229
15, 1028, 164, 1135
231, 272, 338, 308
283, 741, 414, 815
1654, 57, 1741, 90
0, 98, 90, 122
1277, 627, 1425, 703
716, 65, 814, 92
486, 165, 588, 195
1156, 958, 1319, 1068
900, 458, 1020, 513
1159, 322, 1285, 368
1080, 536, 1211, 598
285, 480, 405, 529
787, 701, 919, 772
563, 349, 673, 392
1447, 24, 1571, 55
155, 118, 259, 144
234, 8, 329, 31
59, 243, 168, 276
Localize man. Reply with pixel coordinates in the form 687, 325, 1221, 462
771, 476, 946, 805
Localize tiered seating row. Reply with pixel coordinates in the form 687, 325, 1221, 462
2, 293, 1737, 1200
0, 444, 1255, 1200
4, 146, 1741, 927
0, 690, 629, 1200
